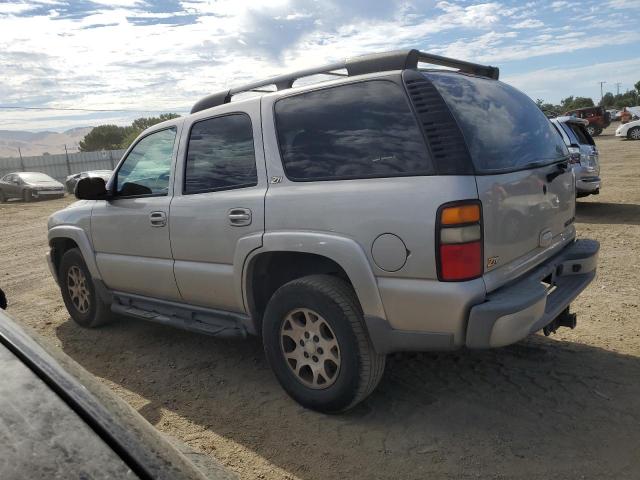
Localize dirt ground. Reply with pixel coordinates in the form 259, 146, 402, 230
1, 124, 639, 479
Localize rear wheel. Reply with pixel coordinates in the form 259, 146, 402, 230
59, 248, 112, 328
262, 275, 385, 413
628, 127, 640, 140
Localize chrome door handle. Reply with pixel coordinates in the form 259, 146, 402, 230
228, 208, 252, 226
149, 211, 167, 227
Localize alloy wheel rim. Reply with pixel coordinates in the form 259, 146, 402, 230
632, 129, 640, 140
280, 308, 341, 389
67, 265, 91, 314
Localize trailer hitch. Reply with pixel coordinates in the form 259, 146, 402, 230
543, 307, 577, 336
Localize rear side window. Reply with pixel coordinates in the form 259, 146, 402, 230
567, 124, 594, 146
275, 80, 433, 181
425, 72, 568, 174
184, 114, 257, 194
558, 123, 579, 146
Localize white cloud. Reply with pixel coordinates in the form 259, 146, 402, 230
0, 0, 638, 131
512, 18, 544, 28
504, 58, 640, 103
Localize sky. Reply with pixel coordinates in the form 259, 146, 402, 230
1, 0, 639, 131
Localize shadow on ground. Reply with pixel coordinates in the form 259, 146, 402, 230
55, 317, 640, 479
576, 201, 640, 226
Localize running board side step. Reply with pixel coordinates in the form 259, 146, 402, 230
111, 292, 250, 338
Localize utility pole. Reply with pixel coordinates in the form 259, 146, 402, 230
599, 81, 606, 103
615, 82, 622, 95
64, 144, 72, 175
17, 147, 24, 171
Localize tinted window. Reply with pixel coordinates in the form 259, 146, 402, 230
567, 124, 594, 145
559, 123, 579, 146
184, 114, 257, 194
275, 80, 433, 181
425, 72, 568, 173
116, 128, 176, 196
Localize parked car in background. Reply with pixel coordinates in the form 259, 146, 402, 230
0, 291, 232, 480
607, 109, 621, 121
48, 49, 599, 412
65, 170, 112, 193
0, 172, 65, 202
564, 106, 611, 136
551, 116, 601, 197
616, 117, 640, 140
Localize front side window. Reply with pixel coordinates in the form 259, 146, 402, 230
275, 80, 433, 181
116, 127, 176, 196
184, 114, 257, 194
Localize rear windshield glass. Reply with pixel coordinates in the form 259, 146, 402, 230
567, 123, 594, 145
275, 80, 433, 181
424, 72, 568, 174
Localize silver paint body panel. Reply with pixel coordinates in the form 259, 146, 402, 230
46, 69, 594, 353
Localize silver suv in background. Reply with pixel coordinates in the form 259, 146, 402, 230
47, 50, 599, 412
551, 116, 601, 197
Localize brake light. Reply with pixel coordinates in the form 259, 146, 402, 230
437, 201, 483, 281
568, 146, 581, 164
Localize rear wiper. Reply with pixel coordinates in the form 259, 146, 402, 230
546, 161, 569, 183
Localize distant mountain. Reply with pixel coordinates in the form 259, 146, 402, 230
0, 127, 93, 158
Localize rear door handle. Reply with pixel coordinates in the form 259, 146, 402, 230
149, 211, 167, 227
228, 208, 252, 226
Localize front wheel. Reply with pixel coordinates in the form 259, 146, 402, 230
586, 125, 596, 136
59, 248, 112, 328
628, 127, 640, 140
262, 275, 385, 413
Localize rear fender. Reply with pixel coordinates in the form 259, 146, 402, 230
242, 231, 387, 320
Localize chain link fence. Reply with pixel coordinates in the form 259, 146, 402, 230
0, 149, 126, 182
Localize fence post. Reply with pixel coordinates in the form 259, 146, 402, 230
18, 148, 25, 171
64, 144, 72, 175
109, 150, 115, 169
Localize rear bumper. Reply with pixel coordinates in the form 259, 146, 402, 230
576, 175, 601, 193
465, 239, 599, 348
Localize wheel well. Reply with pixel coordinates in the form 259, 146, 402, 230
50, 238, 79, 277
247, 252, 353, 332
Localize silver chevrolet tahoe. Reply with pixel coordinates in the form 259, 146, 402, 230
47, 50, 599, 412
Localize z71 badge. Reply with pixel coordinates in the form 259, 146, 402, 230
487, 256, 499, 269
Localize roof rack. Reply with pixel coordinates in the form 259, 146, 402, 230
191, 49, 499, 114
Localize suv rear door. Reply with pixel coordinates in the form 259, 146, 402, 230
424, 72, 575, 292
169, 100, 267, 312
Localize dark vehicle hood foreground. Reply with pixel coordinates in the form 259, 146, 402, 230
0, 309, 235, 480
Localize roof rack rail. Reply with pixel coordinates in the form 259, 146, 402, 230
191, 49, 499, 114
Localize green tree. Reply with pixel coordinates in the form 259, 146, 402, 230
119, 113, 181, 149
79, 113, 181, 152
79, 125, 130, 152
560, 96, 594, 112
535, 98, 560, 117
599, 92, 615, 108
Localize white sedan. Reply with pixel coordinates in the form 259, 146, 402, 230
615, 119, 640, 140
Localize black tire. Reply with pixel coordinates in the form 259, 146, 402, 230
23, 189, 32, 202
628, 127, 640, 140
262, 275, 385, 413
59, 248, 112, 328
594, 127, 603, 136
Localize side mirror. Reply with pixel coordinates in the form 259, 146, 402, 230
75, 177, 109, 200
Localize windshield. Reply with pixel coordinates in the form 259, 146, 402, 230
424, 72, 568, 174
19, 173, 56, 182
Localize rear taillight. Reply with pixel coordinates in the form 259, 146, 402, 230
568, 146, 581, 164
437, 201, 483, 281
